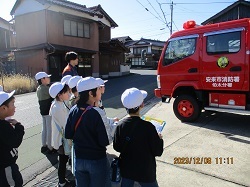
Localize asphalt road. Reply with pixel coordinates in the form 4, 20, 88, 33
13, 69, 157, 129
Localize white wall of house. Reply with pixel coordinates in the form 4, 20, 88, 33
13, 0, 45, 16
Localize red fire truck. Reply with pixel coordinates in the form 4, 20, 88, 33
154, 18, 250, 122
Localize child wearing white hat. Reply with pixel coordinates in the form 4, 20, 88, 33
67, 76, 82, 108
60, 75, 72, 110
113, 87, 163, 187
49, 82, 72, 187
0, 90, 25, 187
35, 72, 55, 154
94, 78, 119, 143
65, 76, 111, 187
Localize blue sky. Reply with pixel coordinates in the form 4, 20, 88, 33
1, 0, 237, 41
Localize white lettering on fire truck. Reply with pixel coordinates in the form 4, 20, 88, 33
206, 76, 240, 87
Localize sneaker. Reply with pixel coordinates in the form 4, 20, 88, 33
46, 148, 57, 154
41, 146, 48, 153
58, 180, 73, 187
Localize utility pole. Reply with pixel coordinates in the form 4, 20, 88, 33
170, 1, 173, 35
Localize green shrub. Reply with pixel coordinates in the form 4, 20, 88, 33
0, 74, 37, 94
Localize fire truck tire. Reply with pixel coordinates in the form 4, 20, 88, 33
173, 95, 201, 122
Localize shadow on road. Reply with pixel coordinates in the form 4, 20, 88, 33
184, 110, 250, 144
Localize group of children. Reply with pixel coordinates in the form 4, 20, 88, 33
34, 72, 118, 187
0, 67, 163, 187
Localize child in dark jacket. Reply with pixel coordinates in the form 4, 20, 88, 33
35, 72, 56, 154
0, 90, 25, 187
113, 87, 163, 187
65, 77, 111, 187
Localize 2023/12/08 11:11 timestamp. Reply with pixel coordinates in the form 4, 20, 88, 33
215, 157, 234, 164
173, 157, 234, 164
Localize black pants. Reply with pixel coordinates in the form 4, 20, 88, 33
58, 153, 69, 184
0, 163, 23, 187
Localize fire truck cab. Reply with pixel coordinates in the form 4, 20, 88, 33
155, 18, 250, 122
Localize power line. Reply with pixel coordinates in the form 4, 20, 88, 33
161, 1, 235, 5
146, 0, 165, 23
135, 0, 166, 24
142, 31, 169, 39
172, 20, 179, 31
156, 0, 170, 31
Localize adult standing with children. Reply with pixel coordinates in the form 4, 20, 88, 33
35, 72, 56, 154
65, 77, 111, 187
62, 51, 79, 77
113, 87, 164, 187
0, 90, 25, 187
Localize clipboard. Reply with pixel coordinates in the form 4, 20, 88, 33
142, 116, 166, 133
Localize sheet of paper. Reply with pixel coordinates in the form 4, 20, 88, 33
150, 119, 165, 133
142, 116, 166, 133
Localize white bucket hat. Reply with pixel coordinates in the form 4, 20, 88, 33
0, 90, 15, 106
49, 82, 66, 98
121, 87, 147, 109
77, 77, 101, 93
68, 76, 82, 89
35, 72, 51, 80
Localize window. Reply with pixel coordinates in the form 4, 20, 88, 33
206, 31, 240, 54
64, 20, 90, 38
132, 58, 144, 65
163, 36, 197, 66
78, 54, 92, 68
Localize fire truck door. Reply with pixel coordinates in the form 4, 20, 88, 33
201, 28, 246, 91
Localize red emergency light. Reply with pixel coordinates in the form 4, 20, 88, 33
183, 20, 196, 29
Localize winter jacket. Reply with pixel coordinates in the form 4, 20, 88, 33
65, 104, 109, 160
113, 116, 163, 183
62, 64, 78, 77
49, 100, 70, 150
0, 120, 25, 169
36, 84, 53, 115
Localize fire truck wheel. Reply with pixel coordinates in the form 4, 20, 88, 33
173, 95, 201, 122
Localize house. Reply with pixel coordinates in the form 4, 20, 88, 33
202, 0, 250, 25
113, 36, 133, 43
89, 5, 130, 78
10, 0, 128, 81
0, 17, 16, 73
121, 38, 165, 69
0, 17, 16, 57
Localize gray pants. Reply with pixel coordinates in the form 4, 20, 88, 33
42, 115, 52, 150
